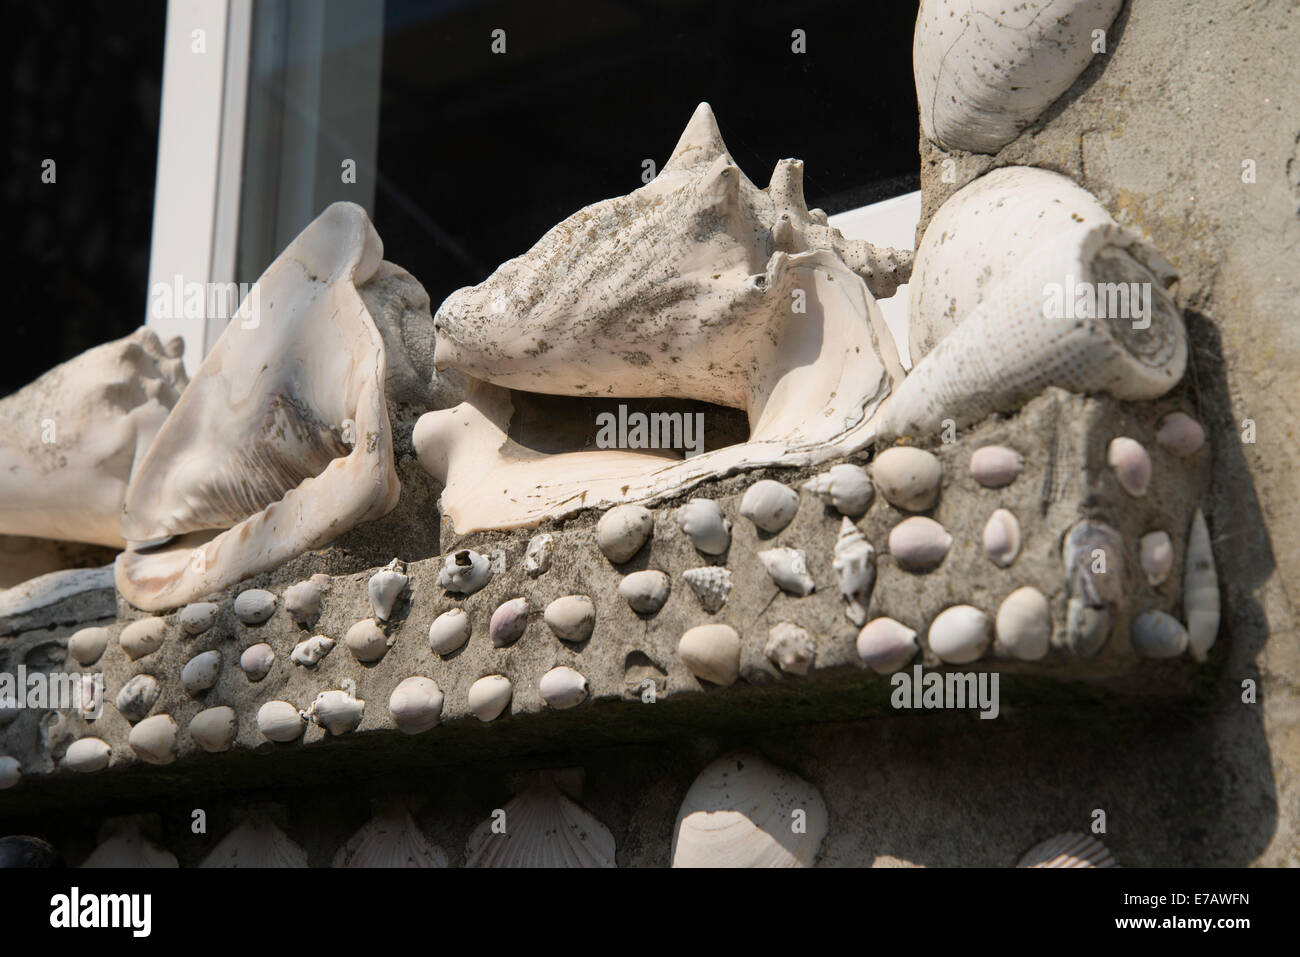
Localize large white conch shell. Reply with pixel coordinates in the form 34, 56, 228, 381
914, 0, 1124, 154
116, 203, 403, 611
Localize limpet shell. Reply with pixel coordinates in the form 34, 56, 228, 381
427, 608, 471, 655
490, 597, 529, 647
368, 559, 408, 621
596, 504, 654, 563
439, 548, 493, 594
970, 445, 1024, 488
467, 675, 512, 722
115, 674, 160, 723
802, 464, 873, 517
1156, 411, 1205, 457
63, 737, 112, 773
189, 706, 238, 753
764, 622, 815, 675
389, 676, 444, 734
994, 586, 1050, 661
544, 595, 596, 642
240, 642, 275, 681
983, 508, 1022, 568
1107, 436, 1151, 498
683, 566, 732, 613
181, 650, 222, 694
179, 601, 220, 635
257, 701, 306, 742
1130, 609, 1188, 659
872, 447, 941, 512
676, 499, 732, 555
233, 588, 277, 624
345, 619, 391, 662
856, 618, 918, 674
889, 516, 952, 569
291, 635, 336, 667
523, 533, 554, 577
119, 618, 167, 661
678, 624, 741, 686
128, 714, 179, 765
539, 666, 589, 709
927, 605, 992, 664
618, 570, 671, 615
68, 626, 110, 666
1139, 530, 1173, 586
758, 547, 814, 596
307, 689, 365, 735
739, 480, 799, 533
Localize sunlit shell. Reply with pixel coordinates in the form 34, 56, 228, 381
1018, 832, 1116, 868
676, 499, 732, 555
872, 447, 941, 512
983, 508, 1022, 568
993, 586, 1050, 661
1156, 411, 1205, 457
0, 756, 20, 790
927, 605, 992, 664
833, 518, 876, 626
759, 547, 814, 596
307, 689, 365, 735
345, 618, 391, 662
465, 776, 616, 868
764, 622, 815, 675
233, 588, 277, 625
334, 804, 448, 868
257, 701, 306, 742
239, 642, 276, 681
68, 626, 109, 666
283, 574, 330, 626
678, 624, 741, 686
683, 566, 732, 613
739, 480, 799, 533
368, 558, 409, 621
189, 706, 238, 753
1184, 508, 1220, 662
618, 570, 671, 615
114, 674, 160, 723
181, 649, 222, 694
291, 634, 336, 667
490, 597, 530, 647
1107, 437, 1151, 498
201, 816, 308, 868
888, 516, 952, 569
672, 751, 828, 868
427, 608, 471, 655
856, 617, 919, 674
389, 676, 444, 734
128, 714, 178, 765
544, 595, 596, 643
468, 675, 513, 722
1061, 520, 1125, 657
1139, 530, 1173, 586
438, 548, 493, 594
119, 618, 166, 661
179, 601, 220, 635
802, 464, 873, 517
596, 505, 655, 563
970, 446, 1024, 488
539, 666, 589, 710
523, 533, 553, 577
82, 819, 178, 868
63, 737, 112, 773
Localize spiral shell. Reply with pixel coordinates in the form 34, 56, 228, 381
683, 566, 732, 613
368, 559, 409, 621
801, 464, 873, 517
764, 622, 815, 675
833, 517, 875, 625
291, 635, 336, 667
759, 547, 815, 597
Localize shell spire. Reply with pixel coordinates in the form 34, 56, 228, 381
662, 102, 733, 174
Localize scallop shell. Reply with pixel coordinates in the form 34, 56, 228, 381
833, 518, 875, 625
128, 714, 178, 765
970, 446, 1024, 488
189, 706, 238, 753
119, 618, 166, 661
1061, 520, 1126, 657
63, 737, 112, 773
333, 804, 448, 868
179, 601, 220, 635
683, 566, 733, 613
439, 548, 492, 594
368, 558, 408, 621
115, 674, 160, 723
307, 689, 365, 735
618, 570, 671, 615
914, 0, 1124, 154
82, 818, 178, 868
240, 642, 275, 681
1018, 832, 1116, 868
0, 756, 20, 790
68, 626, 109, 666
928, 605, 992, 664
764, 622, 815, 675
291, 634, 336, 667
523, 533, 553, 577
1156, 412, 1205, 457
872, 447, 941, 511
201, 816, 308, 868
759, 547, 814, 596
345, 618, 391, 662
181, 649, 222, 693
983, 508, 1022, 568
283, 575, 330, 626
672, 751, 828, 868
596, 505, 654, 563
490, 598, 529, 647
678, 624, 741, 686
544, 595, 596, 642
1107, 437, 1152, 498
427, 608, 471, 655
802, 463, 873, 517
465, 776, 616, 868
739, 480, 799, 533
1139, 530, 1173, 586
888, 516, 952, 569
856, 618, 919, 674
676, 499, 732, 555
1130, 610, 1188, 659
233, 588, 277, 624
539, 666, 589, 710
993, 586, 1050, 661
389, 676, 444, 734
468, 675, 513, 722
257, 701, 306, 742
1184, 508, 1220, 662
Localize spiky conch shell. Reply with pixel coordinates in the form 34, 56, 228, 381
464, 777, 616, 868
333, 803, 447, 868
201, 815, 308, 868
1017, 832, 1116, 868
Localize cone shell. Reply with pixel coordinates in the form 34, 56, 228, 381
676, 499, 732, 555
683, 566, 732, 612
1018, 832, 1116, 868
983, 508, 1022, 568
128, 714, 178, 765
119, 618, 166, 661
679, 624, 741, 686
389, 676, 444, 734
994, 587, 1050, 661
427, 608, 471, 655
68, 626, 109, 665
596, 504, 654, 563
539, 666, 589, 709
201, 816, 307, 868
258, 700, 306, 742
63, 737, 112, 773
465, 777, 616, 868
856, 617, 919, 673
802, 464, 873, 517
618, 570, 671, 615
334, 805, 447, 868
928, 605, 992, 663
1184, 508, 1219, 662
739, 480, 798, 533
189, 706, 238, 753
468, 675, 513, 721
889, 516, 952, 569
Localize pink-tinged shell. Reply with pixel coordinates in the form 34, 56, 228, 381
983, 508, 1021, 568
888, 516, 952, 569
490, 597, 529, 647
927, 605, 992, 663
1155, 411, 1205, 457
855, 618, 919, 673
970, 445, 1024, 488
1107, 436, 1151, 497
239, 642, 275, 681
1139, 530, 1173, 586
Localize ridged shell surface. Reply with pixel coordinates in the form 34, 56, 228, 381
1018, 832, 1116, 868
201, 817, 308, 868
465, 778, 616, 868
334, 805, 448, 868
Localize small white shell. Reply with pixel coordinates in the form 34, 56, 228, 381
1184, 508, 1220, 662
308, 689, 365, 735
115, 674, 160, 723
189, 706, 237, 753
596, 504, 654, 563
240, 642, 275, 681
82, 819, 178, 868
389, 676, 444, 734
283, 575, 330, 626
676, 499, 732, 555
368, 559, 409, 621
889, 516, 952, 569
490, 597, 529, 647
764, 622, 815, 675
983, 508, 1022, 568
928, 605, 992, 663
1018, 832, 1116, 868
467, 675, 512, 722
994, 586, 1051, 661
291, 635, 336, 667
739, 480, 799, 533
63, 737, 112, 773
970, 446, 1024, 488
539, 666, 589, 709
544, 595, 596, 642
119, 618, 167, 661
618, 570, 671, 615
181, 649, 222, 694
345, 619, 391, 662
802, 464, 873, 517
465, 777, 616, 868
1130, 610, 1189, 659
683, 566, 733, 613
68, 626, 110, 666
873, 447, 942, 512
856, 618, 919, 673
1139, 531, 1174, 586
523, 533, 554, 577
334, 805, 447, 868
128, 714, 179, 765
201, 817, 307, 868
257, 701, 306, 742
1107, 437, 1152, 498
179, 601, 220, 635
438, 548, 493, 594
0, 756, 20, 790
1156, 412, 1205, 457
678, 624, 741, 686
833, 517, 875, 625
427, 608, 471, 655
233, 588, 277, 624
758, 547, 814, 596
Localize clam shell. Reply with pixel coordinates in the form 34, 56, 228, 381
856, 618, 919, 674
1061, 520, 1125, 657
63, 737, 112, 773
368, 559, 408, 621
189, 706, 238, 753
181, 649, 222, 693
389, 676, 444, 734
672, 751, 828, 868
764, 622, 815, 675
68, 626, 109, 666
345, 618, 391, 662
239, 642, 275, 681
467, 675, 513, 722
308, 689, 365, 735
427, 608, 471, 655
539, 666, 589, 710
683, 566, 732, 613
82, 819, 178, 868
1107, 437, 1152, 498
596, 504, 654, 563
490, 597, 530, 647
1139, 531, 1173, 586
291, 635, 336, 667
1184, 508, 1220, 662
888, 516, 952, 569
739, 480, 799, 533
993, 586, 1050, 661
334, 805, 447, 868
439, 548, 492, 594
523, 533, 553, 577
128, 714, 178, 765
927, 605, 992, 664
257, 701, 306, 742
678, 624, 741, 686
1018, 832, 1116, 868
201, 816, 307, 868
115, 674, 160, 723
544, 595, 596, 642
1130, 609, 1188, 659
758, 547, 814, 596
179, 601, 220, 635
1156, 411, 1205, 457
283, 575, 330, 626
802, 464, 873, 517
0, 756, 20, 790
618, 570, 671, 615
676, 499, 732, 555
233, 588, 277, 624
119, 618, 166, 661
833, 518, 875, 626
983, 508, 1022, 568
970, 446, 1024, 488
872, 447, 941, 511
465, 777, 616, 868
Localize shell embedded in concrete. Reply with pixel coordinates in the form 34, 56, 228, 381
1156, 411, 1205, 457
240, 642, 276, 681
0, 756, 20, 790
1130, 609, 1189, 659
333, 804, 448, 868
618, 570, 671, 615
983, 508, 1022, 568
833, 518, 876, 626
119, 618, 166, 661
678, 624, 741, 686
596, 504, 654, 563
490, 597, 530, 647
1184, 508, 1220, 662
283, 575, 330, 626
676, 499, 732, 555
467, 675, 513, 722
233, 588, 277, 625
1062, 520, 1125, 657
257, 701, 306, 742
201, 816, 308, 868
291, 635, 336, 667
764, 622, 815, 675
759, 547, 814, 596
465, 776, 616, 868
345, 618, 391, 662
1107, 436, 1152, 497
128, 714, 178, 765
927, 605, 992, 664
970, 446, 1024, 488
115, 674, 160, 723
993, 587, 1051, 661
856, 617, 919, 674
189, 706, 238, 753
82, 818, 178, 868
683, 566, 733, 613
872, 447, 941, 512
739, 480, 799, 533
523, 533, 553, 577
63, 737, 112, 773
179, 602, 220, 635
68, 626, 110, 666
389, 676, 444, 734
802, 463, 873, 517
1139, 530, 1174, 586
889, 516, 952, 569
427, 608, 472, 655
539, 666, 589, 709
1018, 832, 1116, 868
438, 548, 493, 594
544, 595, 596, 643
307, 689, 365, 735
368, 559, 409, 621
181, 649, 222, 694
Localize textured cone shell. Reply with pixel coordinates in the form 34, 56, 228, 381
465, 778, 616, 868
